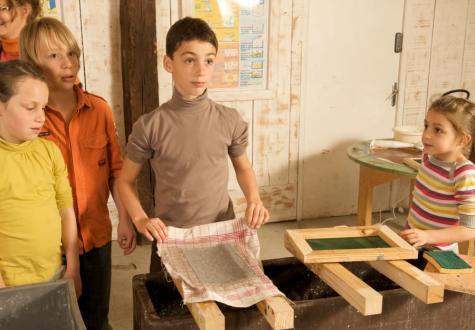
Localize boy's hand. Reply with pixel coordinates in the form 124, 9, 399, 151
134, 217, 168, 242
245, 201, 269, 229
400, 228, 429, 247
63, 267, 82, 298
0, 273, 5, 288
117, 219, 137, 255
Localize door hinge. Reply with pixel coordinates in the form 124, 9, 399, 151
389, 82, 399, 107
394, 32, 403, 53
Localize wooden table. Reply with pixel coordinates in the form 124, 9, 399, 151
347, 142, 419, 227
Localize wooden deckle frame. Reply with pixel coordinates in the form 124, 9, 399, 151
285, 225, 417, 264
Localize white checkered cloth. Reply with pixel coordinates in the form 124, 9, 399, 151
157, 218, 284, 307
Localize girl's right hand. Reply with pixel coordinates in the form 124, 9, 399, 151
134, 217, 168, 242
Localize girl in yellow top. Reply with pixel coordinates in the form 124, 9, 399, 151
0, 60, 80, 294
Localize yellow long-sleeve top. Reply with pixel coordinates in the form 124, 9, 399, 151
0, 138, 73, 286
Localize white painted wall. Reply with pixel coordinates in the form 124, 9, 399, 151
299, 0, 405, 219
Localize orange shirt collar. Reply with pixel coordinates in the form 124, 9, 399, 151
45, 84, 92, 114
0, 38, 20, 61
0, 38, 19, 54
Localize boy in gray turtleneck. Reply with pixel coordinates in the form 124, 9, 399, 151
117, 17, 269, 272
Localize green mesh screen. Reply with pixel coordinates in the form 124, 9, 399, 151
306, 236, 390, 250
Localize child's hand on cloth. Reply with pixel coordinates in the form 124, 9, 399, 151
245, 201, 269, 229
135, 217, 168, 243
63, 266, 82, 298
117, 218, 137, 255
400, 228, 429, 247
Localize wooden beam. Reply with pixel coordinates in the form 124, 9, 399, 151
307, 263, 382, 316
120, 0, 159, 220
171, 277, 225, 330
256, 296, 294, 330
368, 260, 444, 304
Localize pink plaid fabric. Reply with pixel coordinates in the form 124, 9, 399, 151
157, 219, 284, 307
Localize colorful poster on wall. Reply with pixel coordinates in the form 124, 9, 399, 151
192, 0, 268, 90
42, 0, 60, 19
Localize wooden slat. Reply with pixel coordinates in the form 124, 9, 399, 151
304, 247, 417, 264
377, 224, 416, 250
171, 277, 225, 330
284, 230, 312, 262
256, 296, 294, 330
307, 263, 382, 316
285, 226, 418, 263
368, 260, 444, 304
289, 226, 379, 239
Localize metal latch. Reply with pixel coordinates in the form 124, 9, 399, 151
394, 32, 403, 53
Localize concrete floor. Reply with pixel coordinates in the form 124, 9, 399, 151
108, 212, 406, 330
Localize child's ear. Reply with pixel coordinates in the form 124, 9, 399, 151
163, 55, 173, 73
459, 133, 472, 147
20, 3, 32, 17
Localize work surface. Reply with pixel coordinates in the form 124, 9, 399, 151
347, 142, 420, 177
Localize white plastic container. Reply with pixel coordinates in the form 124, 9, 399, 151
392, 126, 423, 144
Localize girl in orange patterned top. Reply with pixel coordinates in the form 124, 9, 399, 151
0, 0, 41, 62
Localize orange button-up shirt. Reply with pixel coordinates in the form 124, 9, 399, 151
40, 86, 123, 253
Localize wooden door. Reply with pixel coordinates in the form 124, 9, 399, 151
300, 0, 405, 218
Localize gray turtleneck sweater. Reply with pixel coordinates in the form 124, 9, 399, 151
126, 88, 248, 228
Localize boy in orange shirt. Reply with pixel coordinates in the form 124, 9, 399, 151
20, 17, 136, 329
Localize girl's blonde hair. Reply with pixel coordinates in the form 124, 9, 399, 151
19, 17, 81, 66
429, 95, 475, 162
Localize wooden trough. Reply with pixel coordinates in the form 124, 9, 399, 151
133, 257, 475, 329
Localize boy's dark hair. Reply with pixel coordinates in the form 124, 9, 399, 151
166, 17, 218, 58
0, 60, 45, 103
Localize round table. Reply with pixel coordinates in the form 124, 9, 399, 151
347, 141, 419, 226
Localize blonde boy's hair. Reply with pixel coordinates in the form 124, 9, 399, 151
19, 17, 81, 66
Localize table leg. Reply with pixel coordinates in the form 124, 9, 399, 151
459, 240, 475, 256
357, 166, 402, 226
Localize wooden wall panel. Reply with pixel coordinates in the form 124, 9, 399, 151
426, 0, 469, 100
462, 0, 475, 93
79, 1, 125, 143
398, 0, 474, 127
120, 0, 159, 218
396, 0, 435, 126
